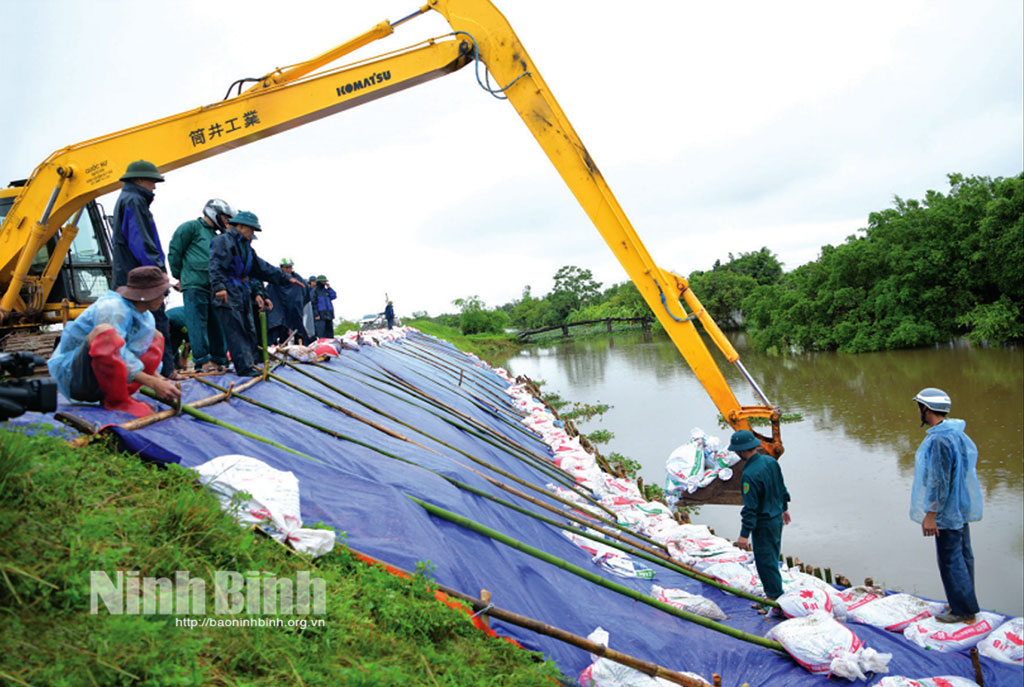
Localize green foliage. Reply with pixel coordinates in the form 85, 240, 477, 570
608, 452, 641, 479
404, 319, 518, 365
507, 266, 653, 331
559, 402, 610, 422
687, 247, 783, 329
0, 429, 563, 686
334, 319, 360, 334
586, 429, 614, 444
744, 173, 1024, 352
541, 392, 569, 410
453, 295, 509, 335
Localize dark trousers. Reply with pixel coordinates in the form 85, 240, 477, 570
152, 304, 175, 377
936, 524, 979, 616
182, 289, 227, 366
214, 286, 258, 374
315, 317, 334, 339
752, 518, 784, 599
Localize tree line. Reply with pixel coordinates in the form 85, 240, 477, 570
429, 173, 1022, 351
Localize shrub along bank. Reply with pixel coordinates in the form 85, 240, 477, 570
0, 429, 563, 686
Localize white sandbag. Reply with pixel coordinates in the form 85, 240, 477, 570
579, 659, 709, 687
690, 427, 739, 469
668, 536, 753, 570
903, 611, 1005, 653
778, 587, 847, 621
560, 531, 654, 579
847, 593, 945, 632
765, 611, 891, 681
651, 584, 728, 620
703, 561, 764, 597
578, 627, 710, 686
782, 568, 840, 595
194, 455, 336, 557
976, 616, 1023, 666
872, 677, 979, 687
838, 586, 885, 612
665, 441, 704, 495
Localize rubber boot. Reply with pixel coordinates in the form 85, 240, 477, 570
128, 336, 164, 395
89, 329, 154, 418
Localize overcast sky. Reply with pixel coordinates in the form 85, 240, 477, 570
2, 1, 1021, 320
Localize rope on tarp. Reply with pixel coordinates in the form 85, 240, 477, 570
409, 496, 785, 652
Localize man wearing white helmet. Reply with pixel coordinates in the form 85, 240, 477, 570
168, 199, 234, 373
909, 387, 983, 624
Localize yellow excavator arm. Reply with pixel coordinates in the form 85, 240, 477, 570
0, 0, 781, 457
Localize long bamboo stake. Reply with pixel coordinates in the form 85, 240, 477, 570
444, 474, 777, 606
275, 358, 612, 519
312, 358, 576, 491
139, 388, 320, 462
346, 545, 711, 687
310, 361, 672, 551
192, 377, 432, 461
117, 374, 264, 432
267, 372, 434, 452
357, 361, 609, 507
313, 356, 547, 460
409, 497, 783, 652
384, 341, 512, 409
259, 310, 269, 381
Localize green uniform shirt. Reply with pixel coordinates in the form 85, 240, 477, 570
739, 451, 790, 538
168, 217, 218, 292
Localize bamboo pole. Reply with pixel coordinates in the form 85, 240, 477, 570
278, 358, 610, 517
355, 360, 616, 515
347, 545, 711, 687
267, 371, 434, 452
443, 473, 776, 606
312, 356, 553, 465
409, 497, 783, 651
192, 377, 431, 463
259, 310, 269, 381
138, 388, 320, 462
117, 374, 264, 432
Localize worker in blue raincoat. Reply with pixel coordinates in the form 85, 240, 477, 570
266, 258, 311, 345
730, 429, 791, 603
910, 387, 983, 624
208, 211, 305, 377
311, 275, 337, 339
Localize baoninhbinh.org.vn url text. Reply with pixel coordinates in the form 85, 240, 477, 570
175, 616, 326, 629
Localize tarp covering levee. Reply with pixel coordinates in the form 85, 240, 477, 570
11, 330, 1018, 686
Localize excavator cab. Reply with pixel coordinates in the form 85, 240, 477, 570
0, 183, 114, 354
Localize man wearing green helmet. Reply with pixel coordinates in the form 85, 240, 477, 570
208, 211, 305, 376
266, 258, 312, 345
729, 429, 791, 604
311, 275, 337, 339
111, 159, 177, 378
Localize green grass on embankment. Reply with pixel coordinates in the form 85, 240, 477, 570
0, 429, 564, 686
405, 320, 520, 366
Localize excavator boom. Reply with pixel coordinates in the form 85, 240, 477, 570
0, 0, 782, 476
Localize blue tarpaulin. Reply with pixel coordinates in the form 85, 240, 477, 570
10, 331, 1018, 686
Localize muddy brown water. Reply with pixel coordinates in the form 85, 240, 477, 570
502, 331, 1024, 616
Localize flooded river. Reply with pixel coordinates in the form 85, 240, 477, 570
504, 331, 1024, 616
